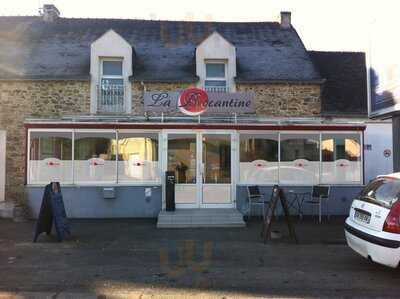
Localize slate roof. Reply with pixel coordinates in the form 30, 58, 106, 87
0, 16, 322, 82
309, 51, 368, 117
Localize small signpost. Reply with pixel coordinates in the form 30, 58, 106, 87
33, 182, 71, 242
261, 185, 298, 244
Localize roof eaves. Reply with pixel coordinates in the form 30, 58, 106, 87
0, 75, 90, 81
235, 78, 326, 85
130, 76, 199, 83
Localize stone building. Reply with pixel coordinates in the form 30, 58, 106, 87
0, 5, 390, 225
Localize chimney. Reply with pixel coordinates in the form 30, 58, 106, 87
41, 4, 60, 22
280, 11, 291, 29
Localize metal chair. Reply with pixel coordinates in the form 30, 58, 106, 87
245, 186, 270, 220
303, 185, 331, 223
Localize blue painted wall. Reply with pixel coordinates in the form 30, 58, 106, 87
236, 185, 364, 217
27, 185, 162, 218
27, 184, 363, 218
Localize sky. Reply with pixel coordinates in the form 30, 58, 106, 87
2, 0, 399, 51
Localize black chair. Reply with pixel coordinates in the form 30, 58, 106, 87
245, 186, 270, 220
303, 185, 331, 223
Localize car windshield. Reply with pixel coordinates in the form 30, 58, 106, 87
359, 177, 400, 208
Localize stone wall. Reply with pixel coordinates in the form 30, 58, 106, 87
0, 80, 90, 202
237, 83, 321, 117
0, 80, 320, 203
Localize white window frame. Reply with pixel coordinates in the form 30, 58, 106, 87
27, 129, 364, 187
73, 129, 118, 185
98, 57, 125, 114
27, 129, 74, 186
116, 130, 162, 185
238, 131, 279, 185
27, 129, 162, 186
204, 60, 228, 92
237, 130, 364, 186
100, 58, 124, 84
320, 131, 363, 186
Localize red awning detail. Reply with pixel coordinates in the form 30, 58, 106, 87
24, 122, 366, 131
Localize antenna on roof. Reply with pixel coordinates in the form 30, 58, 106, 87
38, 0, 42, 15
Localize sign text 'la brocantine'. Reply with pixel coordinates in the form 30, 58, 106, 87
144, 88, 255, 115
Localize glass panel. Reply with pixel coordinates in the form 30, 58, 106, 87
102, 60, 122, 76
29, 131, 72, 184
117, 133, 159, 183
206, 63, 225, 78
239, 134, 278, 184
280, 134, 320, 185
359, 177, 400, 208
74, 132, 117, 183
321, 133, 361, 184
202, 134, 231, 184
167, 134, 197, 184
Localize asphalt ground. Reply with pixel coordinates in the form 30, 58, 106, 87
0, 217, 399, 298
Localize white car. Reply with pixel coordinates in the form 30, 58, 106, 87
345, 173, 400, 268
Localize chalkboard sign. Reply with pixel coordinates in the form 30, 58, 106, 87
33, 182, 71, 242
261, 185, 298, 244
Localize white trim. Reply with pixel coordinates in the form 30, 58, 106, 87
196, 32, 237, 92
71, 130, 75, 185
26, 129, 365, 189
319, 133, 322, 185
163, 130, 236, 209
200, 131, 235, 208
90, 30, 133, 114
278, 131, 281, 184
27, 128, 162, 186
204, 60, 228, 91
27, 129, 31, 185
360, 131, 365, 185
0, 131, 6, 201
238, 131, 364, 186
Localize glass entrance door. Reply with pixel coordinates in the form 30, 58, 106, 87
201, 134, 232, 206
166, 131, 234, 209
167, 134, 198, 207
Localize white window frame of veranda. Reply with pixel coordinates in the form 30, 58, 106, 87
27, 129, 364, 186
238, 130, 364, 186
27, 129, 162, 186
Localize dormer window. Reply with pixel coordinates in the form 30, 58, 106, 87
90, 29, 133, 114
205, 61, 228, 92
196, 32, 236, 93
98, 59, 125, 113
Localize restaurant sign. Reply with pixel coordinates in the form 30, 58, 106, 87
144, 88, 255, 115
